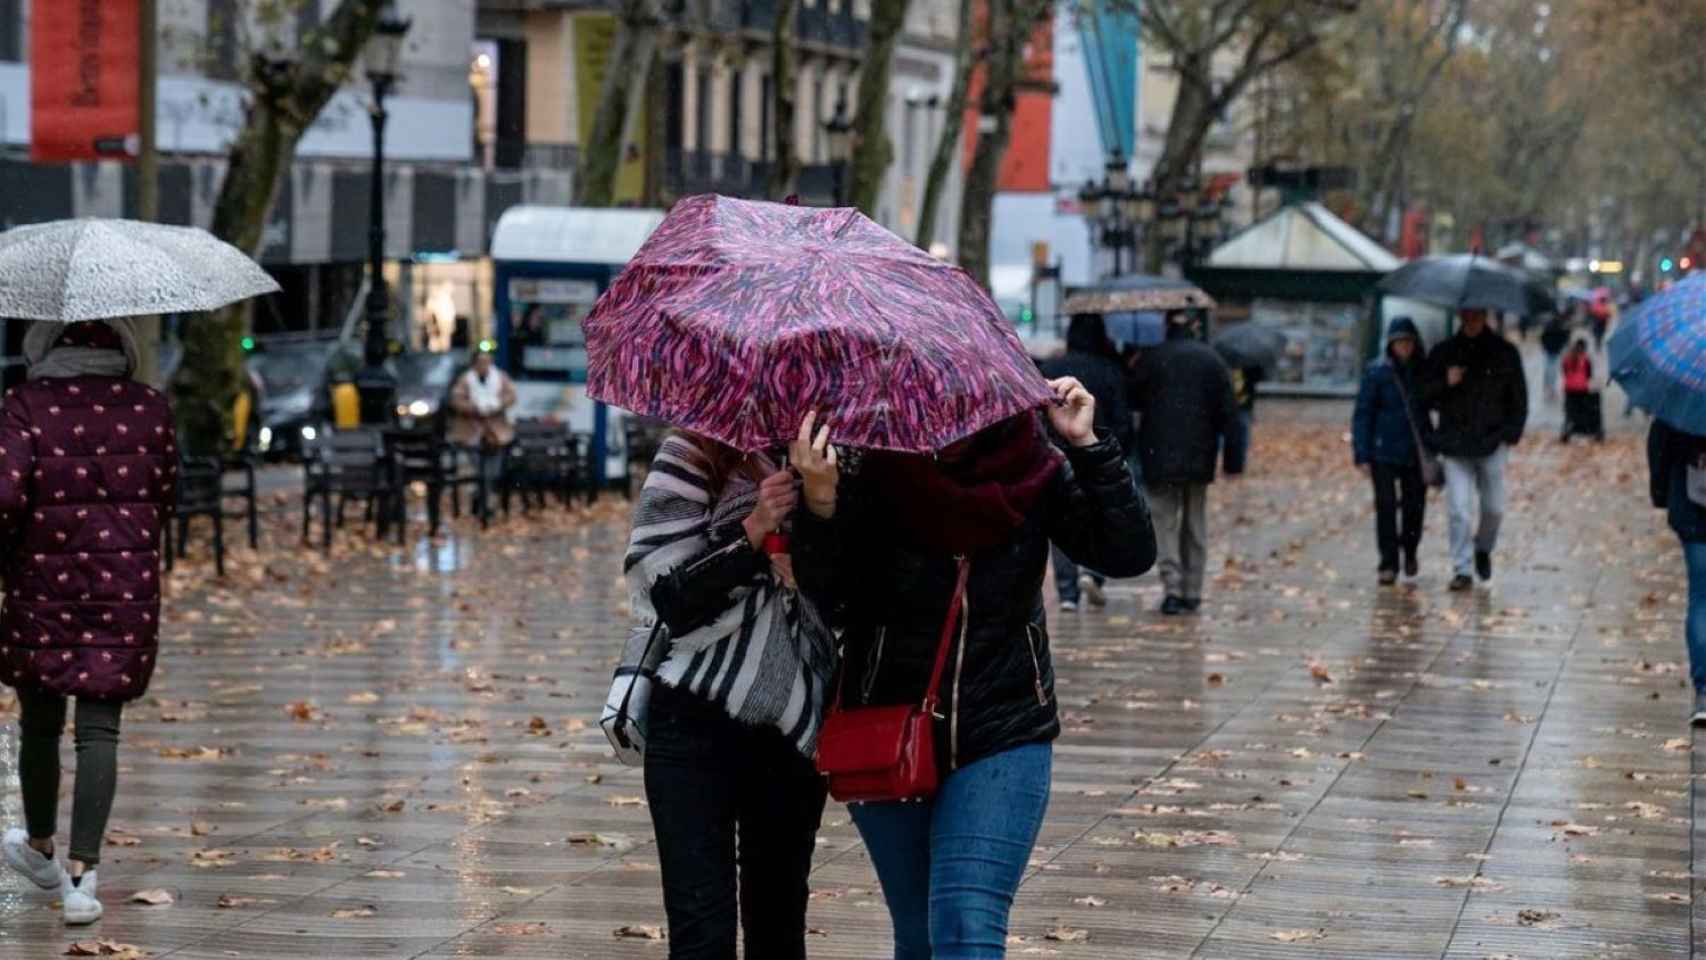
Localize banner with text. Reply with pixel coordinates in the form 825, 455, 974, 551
31, 0, 140, 163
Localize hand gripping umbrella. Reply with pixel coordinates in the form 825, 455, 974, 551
583, 195, 1055, 454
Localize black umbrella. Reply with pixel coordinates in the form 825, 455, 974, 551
1378, 254, 1555, 316
1212, 323, 1285, 370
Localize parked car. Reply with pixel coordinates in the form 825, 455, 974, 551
391, 350, 467, 433
248, 339, 343, 459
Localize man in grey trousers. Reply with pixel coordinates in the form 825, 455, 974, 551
1131, 313, 1238, 615
1422, 308, 1528, 591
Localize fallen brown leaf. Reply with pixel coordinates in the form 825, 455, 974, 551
65, 941, 150, 959
494, 923, 550, 936
613, 924, 667, 940
216, 895, 276, 909
331, 906, 378, 919
129, 889, 174, 906
1270, 929, 1326, 943
1045, 926, 1091, 942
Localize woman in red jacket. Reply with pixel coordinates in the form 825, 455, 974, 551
1560, 339, 1604, 443
0, 319, 177, 925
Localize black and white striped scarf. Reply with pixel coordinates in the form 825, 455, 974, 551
622, 436, 836, 756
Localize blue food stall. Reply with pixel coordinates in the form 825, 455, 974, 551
489, 204, 667, 483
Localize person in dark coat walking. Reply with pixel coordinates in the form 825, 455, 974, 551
1649, 419, 1706, 724
1539, 315, 1570, 401
792, 380, 1154, 958
1041, 315, 1132, 609
1352, 318, 1432, 584
1131, 312, 1238, 614
0, 319, 177, 926
1422, 308, 1528, 591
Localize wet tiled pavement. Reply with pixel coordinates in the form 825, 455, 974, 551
0, 383, 1697, 959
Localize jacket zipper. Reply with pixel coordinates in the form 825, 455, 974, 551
861, 627, 886, 704
949, 559, 970, 770
1024, 624, 1048, 706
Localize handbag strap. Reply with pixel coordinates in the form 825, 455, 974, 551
1389, 364, 1430, 459
617, 620, 667, 719
920, 557, 972, 714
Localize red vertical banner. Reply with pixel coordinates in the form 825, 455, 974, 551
30, 0, 141, 163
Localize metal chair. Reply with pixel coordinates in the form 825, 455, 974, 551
384, 429, 468, 541
164, 456, 226, 577
222, 455, 260, 549
500, 419, 586, 515
301, 428, 395, 551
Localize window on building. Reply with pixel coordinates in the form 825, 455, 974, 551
666, 62, 686, 154
208, 0, 240, 80
0, 0, 21, 62
295, 0, 320, 40
813, 75, 826, 161
729, 68, 744, 160
696, 66, 712, 154
760, 74, 773, 162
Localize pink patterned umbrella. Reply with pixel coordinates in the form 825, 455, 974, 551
583, 194, 1054, 453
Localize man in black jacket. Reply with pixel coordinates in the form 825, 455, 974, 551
1132, 312, 1238, 614
1042, 315, 1133, 610
1423, 308, 1528, 591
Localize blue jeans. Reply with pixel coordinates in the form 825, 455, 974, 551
1685, 542, 1706, 693
1051, 543, 1102, 603
850, 743, 1052, 960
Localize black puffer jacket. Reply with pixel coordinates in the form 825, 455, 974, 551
792, 433, 1154, 773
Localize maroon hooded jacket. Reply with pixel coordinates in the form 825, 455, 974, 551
0, 375, 177, 702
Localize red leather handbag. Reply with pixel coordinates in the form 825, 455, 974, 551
815, 559, 970, 803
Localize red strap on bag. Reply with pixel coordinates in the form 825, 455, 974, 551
816, 558, 970, 803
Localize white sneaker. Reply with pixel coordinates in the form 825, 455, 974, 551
1080, 575, 1108, 608
1058, 599, 1078, 612
62, 870, 102, 925
3, 827, 65, 891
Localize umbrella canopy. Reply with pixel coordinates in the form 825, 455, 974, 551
1104, 311, 1165, 349
1609, 272, 1706, 433
1377, 254, 1553, 316
1061, 274, 1216, 315
1213, 323, 1286, 370
0, 218, 280, 322
583, 195, 1054, 453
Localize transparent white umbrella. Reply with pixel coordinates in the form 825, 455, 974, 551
0, 218, 280, 323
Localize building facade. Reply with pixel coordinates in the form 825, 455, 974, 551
0, 0, 572, 343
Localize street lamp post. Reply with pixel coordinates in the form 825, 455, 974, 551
355, 4, 413, 426
824, 99, 854, 206
1078, 151, 1155, 277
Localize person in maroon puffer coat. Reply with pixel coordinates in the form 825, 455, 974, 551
0, 318, 176, 925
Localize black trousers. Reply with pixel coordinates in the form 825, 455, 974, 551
16, 689, 123, 866
643, 682, 828, 960
1372, 461, 1426, 571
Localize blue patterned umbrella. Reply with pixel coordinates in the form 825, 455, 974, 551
1609, 273, 1706, 433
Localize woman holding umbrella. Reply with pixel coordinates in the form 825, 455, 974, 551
587, 197, 1154, 956
790, 381, 1154, 956
1615, 273, 1706, 725
0, 219, 276, 925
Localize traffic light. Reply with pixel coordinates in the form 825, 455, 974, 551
240, 336, 256, 351
1661, 257, 1675, 273
1683, 257, 1695, 271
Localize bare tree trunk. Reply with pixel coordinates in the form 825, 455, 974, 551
577, 0, 660, 207
847, 0, 910, 214
915, 0, 974, 248
957, 0, 1026, 288
768, 0, 801, 196
1144, 65, 1216, 273
177, 0, 384, 456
